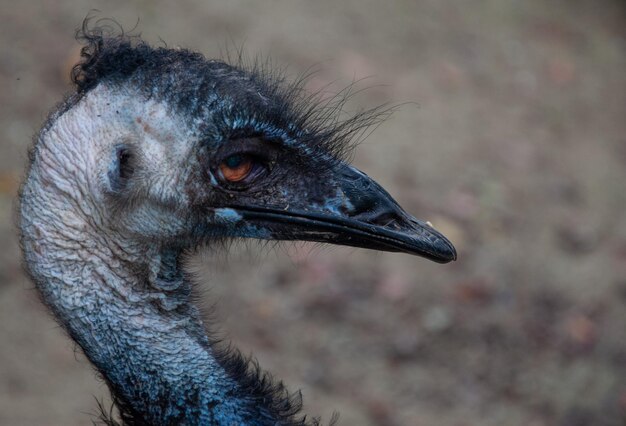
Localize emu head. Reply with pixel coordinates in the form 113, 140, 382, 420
32, 34, 455, 264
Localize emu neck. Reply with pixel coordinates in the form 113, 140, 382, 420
21, 185, 252, 424
18, 96, 289, 425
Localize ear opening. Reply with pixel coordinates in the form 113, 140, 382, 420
107, 144, 135, 193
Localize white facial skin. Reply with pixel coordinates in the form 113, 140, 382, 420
24, 84, 202, 265
21, 83, 235, 396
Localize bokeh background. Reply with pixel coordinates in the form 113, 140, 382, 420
1, 1, 625, 425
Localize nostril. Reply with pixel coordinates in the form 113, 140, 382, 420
371, 211, 396, 226
375, 212, 403, 230
353, 210, 402, 230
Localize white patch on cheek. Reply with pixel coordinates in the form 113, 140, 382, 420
213, 208, 242, 224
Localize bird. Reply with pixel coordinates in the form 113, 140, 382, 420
18, 23, 456, 426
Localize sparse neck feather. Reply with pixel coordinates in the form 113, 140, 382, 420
19, 90, 305, 425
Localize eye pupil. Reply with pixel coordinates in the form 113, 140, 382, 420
225, 155, 243, 168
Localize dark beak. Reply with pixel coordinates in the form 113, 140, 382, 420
228, 165, 457, 263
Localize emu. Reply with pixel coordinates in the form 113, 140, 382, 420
19, 28, 456, 425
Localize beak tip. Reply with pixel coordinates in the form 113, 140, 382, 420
414, 220, 457, 263
449, 247, 458, 262
433, 238, 457, 263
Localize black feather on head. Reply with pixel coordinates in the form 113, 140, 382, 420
70, 17, 395, 164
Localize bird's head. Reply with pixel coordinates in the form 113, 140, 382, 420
34, 31, 455, 264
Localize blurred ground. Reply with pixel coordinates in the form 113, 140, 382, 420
1, 1, 625, 425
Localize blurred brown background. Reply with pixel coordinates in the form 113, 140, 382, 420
1, 1, 625, 425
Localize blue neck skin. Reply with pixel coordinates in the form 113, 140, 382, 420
56, 249, 291, 425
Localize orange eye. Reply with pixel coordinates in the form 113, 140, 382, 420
219, 154, 253, 182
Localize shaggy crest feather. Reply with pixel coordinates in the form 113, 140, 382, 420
70, 18, 393, 165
